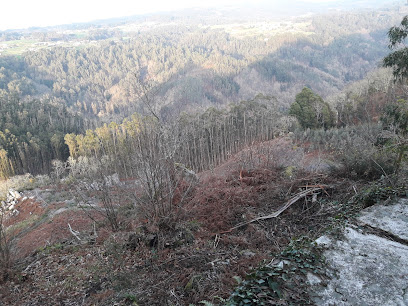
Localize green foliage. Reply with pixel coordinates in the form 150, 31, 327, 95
382, 99, 408, 135
123, 294, 138, 305
356, 180, 408, 208
295, 124, 396, 180
227, 238, 325, 306
0, 92, 83, 175
383, 16, 408, 81
381, 99, 408, 173
38, 243, 64, 254
289, 87, 335, 129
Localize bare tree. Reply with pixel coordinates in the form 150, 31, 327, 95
130, 119, 197, 224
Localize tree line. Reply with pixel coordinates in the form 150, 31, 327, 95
63, 94, 294, 178
0, 7, 405, 179
0, 92, 84, 178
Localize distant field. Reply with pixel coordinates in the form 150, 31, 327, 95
0, 39, 41, 55
208, 21, 314, 39
0, 20, 315, 56
0, 39, 97, 56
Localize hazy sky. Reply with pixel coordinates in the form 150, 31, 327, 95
0, 0, 341, 31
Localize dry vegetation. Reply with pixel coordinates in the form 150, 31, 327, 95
0, 137, 376, 305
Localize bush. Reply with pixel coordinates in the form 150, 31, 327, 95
0, 212, 13, 282
334, 138, 395, 180
295, 124, 396, 180
0, 173, 52, 200
356, 178, 408, 208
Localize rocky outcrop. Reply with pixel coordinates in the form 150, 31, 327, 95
1, 189, 23, 215
309, 199, 408, 305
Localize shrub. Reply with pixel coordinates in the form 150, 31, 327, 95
0, 211, 13, 282
356, 178, 408, 208
334, 138, 395, 180
0, 173, 52, 200
295, 124, 396, 180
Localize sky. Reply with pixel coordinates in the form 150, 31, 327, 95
0, 0, 362, 31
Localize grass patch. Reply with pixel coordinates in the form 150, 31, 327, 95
5, 214, 39, 236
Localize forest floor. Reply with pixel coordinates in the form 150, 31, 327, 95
0, 138, 371, 305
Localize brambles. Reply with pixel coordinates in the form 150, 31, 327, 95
356, 178, 408, 208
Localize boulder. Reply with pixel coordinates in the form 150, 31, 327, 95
9, 189, 21, 199
310, 199, 408, 305
358, 199, 408, 240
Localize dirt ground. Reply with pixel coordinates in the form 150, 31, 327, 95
0, 139, 359, 305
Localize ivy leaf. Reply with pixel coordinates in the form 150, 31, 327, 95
268, 280, 282, 298
233, 276, 242, 284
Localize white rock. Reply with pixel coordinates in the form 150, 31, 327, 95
310, 200, 408, 306
9, 189, 21, 199
307, 273, 322, 286
14, 190, 21, 199
358, 199, 408, 240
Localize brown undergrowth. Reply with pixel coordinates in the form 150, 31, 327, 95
0, 138, 362, 305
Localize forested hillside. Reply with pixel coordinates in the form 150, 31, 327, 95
0, 2, 405, 175
2, 2, 408, 305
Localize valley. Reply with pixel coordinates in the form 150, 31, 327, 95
1, 1, 408, 305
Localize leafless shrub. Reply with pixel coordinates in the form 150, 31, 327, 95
75, 173, 121, 232
237, 138, 304, 171
0, 210, 13, 282
67, 156, 100, 180
130, 120, 197, 227
51, 159, 68, 180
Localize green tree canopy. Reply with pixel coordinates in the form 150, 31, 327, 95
383, 15, 408, 81
289, 87, 334, 129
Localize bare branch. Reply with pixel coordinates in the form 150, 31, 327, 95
68, 223, 81, 241
222, 187, 322, 234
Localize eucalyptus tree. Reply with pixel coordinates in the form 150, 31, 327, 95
383, 16, 408, 82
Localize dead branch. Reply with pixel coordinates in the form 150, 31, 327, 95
68, 223, 81, 241
221, 187, 322, 234
299, 184, 330, 196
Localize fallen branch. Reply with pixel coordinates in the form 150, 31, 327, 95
68, 223, 81, 241
299, 184, 330, 196
221, 187, 322, 234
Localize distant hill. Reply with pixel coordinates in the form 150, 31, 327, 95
0, 1, 406, 175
